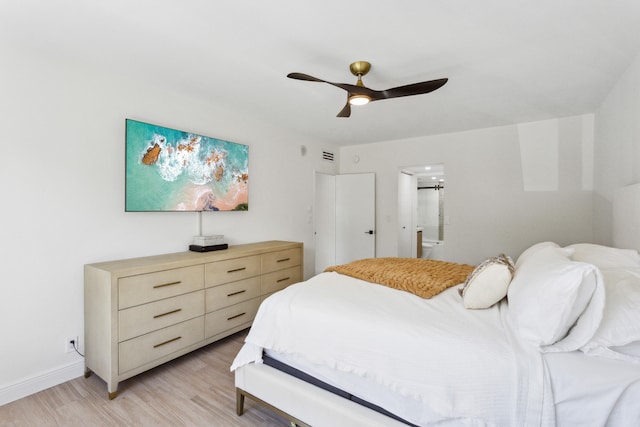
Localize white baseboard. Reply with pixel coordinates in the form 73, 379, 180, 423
0, 360, 85, 406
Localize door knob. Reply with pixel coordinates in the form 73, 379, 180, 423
364, 230, 374, 235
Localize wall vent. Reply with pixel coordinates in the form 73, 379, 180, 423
322, 150, 335, 162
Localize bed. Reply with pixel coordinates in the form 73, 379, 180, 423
231, 184, 640, 426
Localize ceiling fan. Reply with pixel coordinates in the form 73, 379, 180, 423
287, 61, 448, 118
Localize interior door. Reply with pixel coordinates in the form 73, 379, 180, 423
397, 171, 416, 258
335, 173, 375, 264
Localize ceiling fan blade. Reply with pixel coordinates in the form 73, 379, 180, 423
337, 101, 351, 118
287, 72, 372, 95
287, 72, 326, 83
371, 78, 448, 101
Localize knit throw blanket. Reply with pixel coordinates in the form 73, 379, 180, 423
325, 257, 475, 299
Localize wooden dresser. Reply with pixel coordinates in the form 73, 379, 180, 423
84, 240, 303, 399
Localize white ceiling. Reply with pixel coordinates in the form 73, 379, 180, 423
404, 164, 445, 184
3, 0, 640, 146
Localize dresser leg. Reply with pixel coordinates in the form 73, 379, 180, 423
107, 379, 119, 400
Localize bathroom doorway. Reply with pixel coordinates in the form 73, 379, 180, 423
397, 164, 445, 259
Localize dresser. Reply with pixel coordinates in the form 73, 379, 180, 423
84, 241, 303, 399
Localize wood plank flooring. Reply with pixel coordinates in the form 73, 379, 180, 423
0, 330, 291, 426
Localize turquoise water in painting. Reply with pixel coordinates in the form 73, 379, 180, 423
125, 119, 249, 211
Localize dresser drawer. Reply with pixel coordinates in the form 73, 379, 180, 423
205, 276, 260, 313
119, 290, 204, 341
119, 265, 204, 309
119, 317, 204, 374
262, 248, 301, 274
205, 255, 260, 287
262, 266, 302, 295
204, 298, 260, 339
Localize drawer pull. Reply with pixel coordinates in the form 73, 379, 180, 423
227, 267, 247, 273
153, 281, 181, 289
276, 257, 291, 263
227, 312, 246, 321
153, 308, 182, 319
276, 277, 291, 283
153, 336, 181, 348
227, 290, 246, 297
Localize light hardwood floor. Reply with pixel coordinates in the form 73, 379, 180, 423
0, 330, 291, 426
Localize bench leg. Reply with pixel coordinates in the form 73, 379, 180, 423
236, 388, 245, 415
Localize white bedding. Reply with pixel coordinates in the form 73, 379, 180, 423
545, 342, 640, 426
232, 271, 554, 426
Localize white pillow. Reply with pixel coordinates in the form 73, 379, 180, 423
581, 268, 640, 362
459, 254, 514, 309
514, 241, 564, 269
508, 244, 604, 351
566, 243, 640, 270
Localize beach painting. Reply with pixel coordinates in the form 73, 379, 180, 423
125, 119, 249, 212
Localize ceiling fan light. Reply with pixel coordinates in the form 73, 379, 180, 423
348, 94, 370, 106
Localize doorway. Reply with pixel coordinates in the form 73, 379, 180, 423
397, 164, 445, 258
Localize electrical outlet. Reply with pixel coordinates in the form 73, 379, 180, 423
66, 336, 78, 353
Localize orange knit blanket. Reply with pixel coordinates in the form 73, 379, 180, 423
325, 257, 475, 299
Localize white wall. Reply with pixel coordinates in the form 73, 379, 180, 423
593, 53, 640, 245
0, 41, 336, 404
339, 115, 594, 265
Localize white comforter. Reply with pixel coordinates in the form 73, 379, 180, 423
232, 272, 554, 426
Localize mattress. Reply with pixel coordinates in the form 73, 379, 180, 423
262, 353, 418, 426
